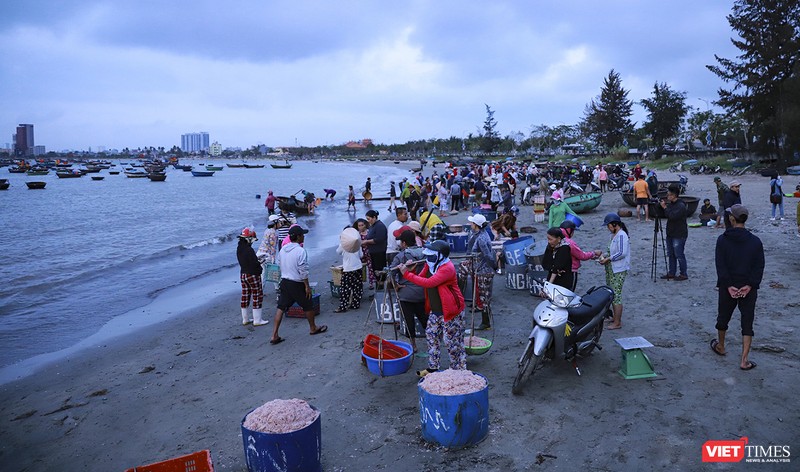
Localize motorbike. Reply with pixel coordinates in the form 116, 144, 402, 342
607, 174, 631, 192
512, 280, 614, 394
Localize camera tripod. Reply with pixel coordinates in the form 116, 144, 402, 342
650, 217, 668, 282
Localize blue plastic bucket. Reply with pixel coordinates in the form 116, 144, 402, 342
446, 233, 469, 253
241, 407, 322, 472
362, 340, 413, 376
418, 374, 489, 448
564, 213, 584, 229
502, 236, 534, 266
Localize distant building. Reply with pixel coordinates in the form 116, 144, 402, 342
181, 132, 210, 153
14, 124, 34, 156
209, 141, 222, 156
344, 138, 373, 149
33, 145, 46, 156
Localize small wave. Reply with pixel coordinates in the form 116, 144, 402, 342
146, 262, 238, 298
180, 232, 237, 250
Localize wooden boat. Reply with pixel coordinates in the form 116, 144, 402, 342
148, 172, 167, 181
108, 171, 120, 175
276, 196, 311, 215
270, 162, 293, 169
759, 168, 778, 177
56, 170, 82, 178
785, 165, 800, 175
83, 165, 102, 173
172, 163, 192, 171
26, 181, 46, 189
26, 168, 49, 176
410, 167, 422, 172
562, 192, 602, 214
205, 165, 223, 171
191, 170, 215, 177
8, 166, 28, 173
243, 163, 265, 168
91, 176, 105, 181
181, 166, 192, 172
125, 170, 148, 178
0, 179, 9, 190
621, 191, 700, 217
226, 163, 246, 168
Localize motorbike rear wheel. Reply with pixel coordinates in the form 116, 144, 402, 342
579, 318, 604, 357
512, 340, 542, 395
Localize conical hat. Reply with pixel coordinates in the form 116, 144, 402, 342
340, 227, 361, 253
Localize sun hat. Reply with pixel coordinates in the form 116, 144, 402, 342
339, 227, 361, 253
467, 213, 487, 227
603, 213, 622, 225
407, 221, 422, 233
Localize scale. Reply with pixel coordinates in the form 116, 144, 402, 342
614, 336, 657, 379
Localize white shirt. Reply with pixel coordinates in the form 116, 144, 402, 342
337, 244, 363, 272
386, 219, 405, 253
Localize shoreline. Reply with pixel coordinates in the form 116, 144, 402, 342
2, 171, 798, 471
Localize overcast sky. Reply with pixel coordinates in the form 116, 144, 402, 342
1, 1, 740, 151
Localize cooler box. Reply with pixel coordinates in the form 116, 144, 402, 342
287, 294, 321, 318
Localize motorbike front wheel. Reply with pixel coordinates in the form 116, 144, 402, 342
512, 340, 542, 395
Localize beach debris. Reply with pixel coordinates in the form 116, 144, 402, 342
231, 335, 245, 340
176, 350, 191, 356
752, 345, 785, 353
769, 281, 787, 289
88, 389, 108, 397
419, 369, 486, 396
788, 302, 800, 307
243, 399, 319, 434
138, 365, 156, 374
691, 301, 702, 307
43, 398, 89, 416
11, 410, 37, 421
536, 453, 557, 465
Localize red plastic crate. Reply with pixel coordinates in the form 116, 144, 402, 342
124, 450, 213, 472
286, 294, 321, 318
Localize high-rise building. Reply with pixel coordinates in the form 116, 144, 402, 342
14, 124, 34, 156
181, 132, 210, 153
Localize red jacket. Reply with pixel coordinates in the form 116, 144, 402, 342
403, 262, 465, 322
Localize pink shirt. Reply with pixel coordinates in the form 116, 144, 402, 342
599, 170, 608, 180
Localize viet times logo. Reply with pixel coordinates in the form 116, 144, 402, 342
702, 437, 792, 463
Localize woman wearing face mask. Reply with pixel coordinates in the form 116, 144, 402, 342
541, 227, 574, 290
399, 240, 466, 377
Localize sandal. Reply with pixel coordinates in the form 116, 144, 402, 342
740, 361, 757, 370
310, 325, 328, 335
710, 339, 726, 356
333, 308, 347, 313
269, 337, 285, 345
416, 368, 437, 377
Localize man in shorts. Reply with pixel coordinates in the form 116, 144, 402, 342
270, 225, 327, 344
633, 174, 651, 222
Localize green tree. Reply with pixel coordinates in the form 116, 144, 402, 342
480, 104, 501, 154
582, 69, 634, 149
707, 0, 800, 163
640, 82, 689, 148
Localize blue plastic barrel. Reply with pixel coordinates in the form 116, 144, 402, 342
418, 374, 489, 448
241, 408, 322, 472
505, 263, 528, 290
564, 213, 584, 228
446, 233, 469, 252
502, 236, 534, 266
471, 206, 497, 222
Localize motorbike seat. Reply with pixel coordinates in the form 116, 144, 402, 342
566, 286, 613, 324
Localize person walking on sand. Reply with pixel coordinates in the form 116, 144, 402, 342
270, 225, 326, 344
660, 185, 689, 281
769, 175, 784, 220
334, 227, 363, 313
347, 185, 356, 211
388, 181, 397, 211
710, 204, 764, 371
399, 240, 466, 377
237, 227, 268, 326
598, 213, 630, 330
713, 176, 729, 228
265, 190, 276, 215
633, 174, 652, 222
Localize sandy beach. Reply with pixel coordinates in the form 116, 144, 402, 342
1, 170, 798, 471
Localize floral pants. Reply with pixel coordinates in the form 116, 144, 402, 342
604, 266, 627, 305
337, 269, 363, 310
457, 260, 494, 310
240, 273, 263, 309
426, 312, 467, 371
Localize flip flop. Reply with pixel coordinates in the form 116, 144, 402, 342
269, 337, 285, 345
710, 339, 726, 356
310, 325, 328, 335
740, 361, 757, 370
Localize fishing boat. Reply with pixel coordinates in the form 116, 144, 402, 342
0, 179, 9, 190
410, 167, 422, 173
226, 163, 246, 168
243, 163, 265, 168
147, 172, 167, 181
205, 165, 223, 171
276, 196, 311, 215
621, 191, 700, 217
56, 170, 83, 178
785, 165, 800, 175
125, 170, 148, 178
270, 161, 293, 169
26, 181, 46, 189
172, 163, 192, 171
8, 166, 28, 173
562, 192, 602, 214
91, 176, 105, 181
191, 170, 215, 177
26, 168, 49, 176
108, 170, 120, 175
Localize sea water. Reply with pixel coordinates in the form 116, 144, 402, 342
0, 160, 416, 377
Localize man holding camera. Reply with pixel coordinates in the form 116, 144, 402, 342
660, 185, 689, 281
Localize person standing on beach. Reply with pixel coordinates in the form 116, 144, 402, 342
385, 206, 409, 265
713, 176, 729, 228
660, 185, 689, 281
560, 220, 601, 292
390, 230, 427, 352
363, 210, 388, 281
265, 190, 276, 215
347, 185, 356, 211
769, 175, 784, 220
711, 204, 764, 371
388, 181, 397, 211
547, 195, 578, 229
437, 183, 449, 217
598, 213, 630, 330
237, 227, 268, 326
270, 225, 326, 344
399, 240, 466, 377
598, 166, 608, 192
458, 214, 497, 330
334, 227, 363, 313
722, 181, 742, 229
541, 227, 574, 290
354, 218, 376, 290
256, 214, 280, 288
633, 174, 652, 222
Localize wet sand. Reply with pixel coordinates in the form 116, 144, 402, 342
1, 171, 798, 471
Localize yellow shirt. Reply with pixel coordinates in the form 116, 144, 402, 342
417, 211, 443, 235
633, 179, 650, 199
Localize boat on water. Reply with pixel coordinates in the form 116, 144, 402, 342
205, 165, 223, 171
0, 179, 9, 190
244, 163, 265, 168
108, 171, 120, 175
8, 166, 29, 173
191, 170, 215, 177
410, 167, 422, 173
91, 176, 105, 181
786, 165, 800, 175
148, 172, 167, 181
125, 171, 148, 178
56, 170, 83, 178
173, 163, 192, 171
276, 196, 311, 215
227, 163, 246, 168
26, 168, 49, 176
562, 192, 602, 214
26, 181, 46, 189
271, 161, 293, 169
